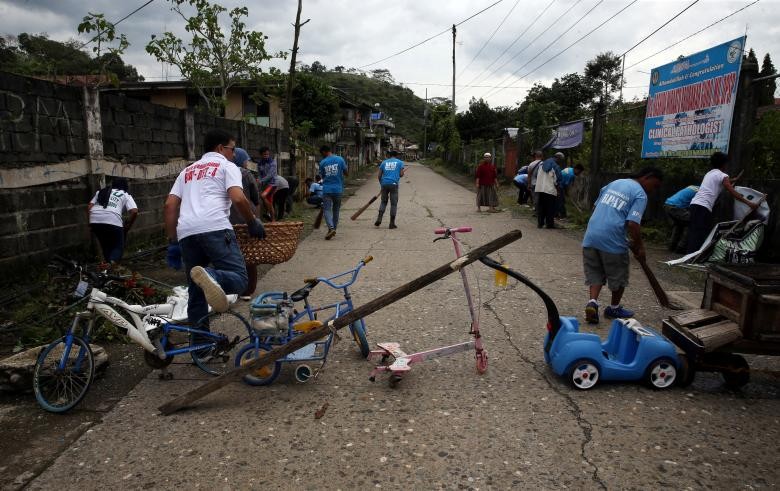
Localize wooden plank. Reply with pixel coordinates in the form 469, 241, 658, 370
158, 228, 523, 415
712, 303, 740, 323
669, 309, 722, 328
691, 320, 742, 352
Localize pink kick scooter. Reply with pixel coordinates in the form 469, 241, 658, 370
368, 226, 487, 387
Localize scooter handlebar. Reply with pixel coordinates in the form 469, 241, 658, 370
434, 226, 472, 234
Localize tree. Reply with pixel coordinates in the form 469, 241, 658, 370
333, 65, 345, 73
584, 51, 623, 106
371, 69, 395, 84
146, 0, 285, 114
291, 73, 339, 136
747, 48, 759, 65
77, 13, 139, 84
758, 53, 777, 106
309, 60, 326, 73
456, 97, 519, 143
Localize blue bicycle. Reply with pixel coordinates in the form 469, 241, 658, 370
236, 256, 372, 386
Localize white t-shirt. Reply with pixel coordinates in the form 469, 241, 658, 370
89, 189, 137, 227
690, 168, 728, 211
169, 152, 243, 240
527, 159, 542, 185
274, 175, 289, 190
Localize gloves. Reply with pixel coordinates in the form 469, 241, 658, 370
247, 218, 266, 239
166, 242, 182, 270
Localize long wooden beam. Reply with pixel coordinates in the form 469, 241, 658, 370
159, 229, 522, 414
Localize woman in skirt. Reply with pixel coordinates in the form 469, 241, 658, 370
475, 153, 500, 212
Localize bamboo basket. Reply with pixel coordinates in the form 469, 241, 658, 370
234, 221, 304, 265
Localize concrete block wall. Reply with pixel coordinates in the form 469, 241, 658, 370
0, 71, 288, 278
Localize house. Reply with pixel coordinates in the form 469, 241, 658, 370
103, 80, 285, 129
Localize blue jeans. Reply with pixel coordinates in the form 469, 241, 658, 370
179, 229, 248, 326
322, 193, 342, 230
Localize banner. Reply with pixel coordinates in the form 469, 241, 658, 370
641, 37, 745, 159
546, 121, 584, 149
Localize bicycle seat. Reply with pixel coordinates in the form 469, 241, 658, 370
290, 281, 318, 302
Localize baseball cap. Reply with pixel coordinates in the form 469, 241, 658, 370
483, 152, 492, 158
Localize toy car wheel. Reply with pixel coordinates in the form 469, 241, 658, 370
568, 359, 600, 390
645, 358, 677, 389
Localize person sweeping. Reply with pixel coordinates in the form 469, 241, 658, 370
475, 153, 500, 213
374, 150, 406, 229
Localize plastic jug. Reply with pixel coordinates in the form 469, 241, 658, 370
494, 264, 508, 287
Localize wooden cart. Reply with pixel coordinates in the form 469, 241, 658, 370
662, 263, 780, 388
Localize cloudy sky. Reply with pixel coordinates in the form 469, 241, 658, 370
1, 0, 777, 111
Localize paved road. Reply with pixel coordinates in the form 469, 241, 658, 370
29, 163, 779, 489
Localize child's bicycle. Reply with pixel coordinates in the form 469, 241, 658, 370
32, 259, 250, 413
237, 256, 373, 386
368, 227, 487, 387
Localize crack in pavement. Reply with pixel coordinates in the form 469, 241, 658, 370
481, 285, 608, 490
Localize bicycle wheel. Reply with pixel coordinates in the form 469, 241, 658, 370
33, 336, 95, 413
190, 311, 252, 376
236, 343, 281, 386
349, 319, 370, 358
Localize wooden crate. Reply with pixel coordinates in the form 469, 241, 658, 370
664, 309, 742, 354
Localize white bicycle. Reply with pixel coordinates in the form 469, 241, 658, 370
33, 259, 249, 413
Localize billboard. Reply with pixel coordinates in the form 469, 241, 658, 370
551, 121, 584, 149
641, 37, 745, 158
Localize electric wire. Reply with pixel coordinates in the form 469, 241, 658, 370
77, 0, 157, 50
619, 0, 701, 57
357, 0, 505, 69
486, 0, 638, 99
625, 0, 761, 70
455, 0, 558, 96
457, 0, 522, 78
481, 0, 603, 100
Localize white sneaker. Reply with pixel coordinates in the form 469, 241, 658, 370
190, 266, 229, 313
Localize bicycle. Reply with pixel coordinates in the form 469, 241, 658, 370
32, 259, 249, 413
238, 256, 373, 386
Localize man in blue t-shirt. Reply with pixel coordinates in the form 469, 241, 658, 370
664, 185, 699, 253
317, 145, 348, 240
582, 167, 663, 324
557, 163, 584, 219
374, 150, 406, 229
305, 175, 323, 207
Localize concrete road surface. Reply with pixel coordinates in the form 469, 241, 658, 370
28, 163, 780, 489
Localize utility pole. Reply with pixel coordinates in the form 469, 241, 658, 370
284, 0, 310, 174
451, 24, 456, 114
423, 88, 427, 159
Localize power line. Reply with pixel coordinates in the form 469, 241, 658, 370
77, 0, 157, 50
455, 0, 558, 95
482, 0, 603, 100
625, 0, 761, 70
619, 0, 700, 57
357, 0, 505, 69
486, 0, 638, 99
457, 0, 522, 78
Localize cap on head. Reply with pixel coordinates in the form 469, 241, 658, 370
232, 147, 250, 167
554, 152, 565, 160
483, 152, 492, 159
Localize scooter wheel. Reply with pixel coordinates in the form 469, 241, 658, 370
389, 374, 403, 389
475, 351, 488, 374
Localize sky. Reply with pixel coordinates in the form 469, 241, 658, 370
0, 0, 778, 113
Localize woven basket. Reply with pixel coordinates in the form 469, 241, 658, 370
234, 221, 304, 265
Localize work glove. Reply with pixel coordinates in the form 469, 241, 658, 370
166, 241, 182, 270
247, 218, 266, 239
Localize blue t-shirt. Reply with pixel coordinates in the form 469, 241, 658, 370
309, 182, 323, 198
379, 158, 404, 186
513, 173, 528, 185
560, 167, 576, 188
318, 155, 347, 194
664, 185, 698, 209
582, 179, 647, 254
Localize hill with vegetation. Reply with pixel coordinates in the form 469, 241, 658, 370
311, 70, 427, 143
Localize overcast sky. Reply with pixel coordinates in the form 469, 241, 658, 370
1, 0, 778, 112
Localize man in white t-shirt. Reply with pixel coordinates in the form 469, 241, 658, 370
686, 152, 757, 253
164, 129, 265, 325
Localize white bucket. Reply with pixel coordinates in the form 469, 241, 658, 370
733, 186, 770, 221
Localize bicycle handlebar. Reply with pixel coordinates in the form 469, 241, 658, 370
434, 226, 472, 235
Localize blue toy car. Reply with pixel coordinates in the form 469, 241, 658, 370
544, 317, 680, 390
478, 257, 680, 390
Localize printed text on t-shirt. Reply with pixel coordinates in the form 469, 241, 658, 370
600, 189, 629, 211
184, 162, 221, 183
323, 164, 340, 176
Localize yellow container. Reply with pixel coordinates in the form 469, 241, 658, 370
494, 265, 508, 287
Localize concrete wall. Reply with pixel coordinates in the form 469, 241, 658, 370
150, 90, 187, 110
0, 71, 288, 277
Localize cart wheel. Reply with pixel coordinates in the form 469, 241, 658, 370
295, 364, 313, 383
675, 353, 696, 387
236, 344, 281, 386
475, 350, 488, 374
568, 359, 600, 390
645, 358, 677, 389
720, 353, 750, 389
389, 374, 403, 389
